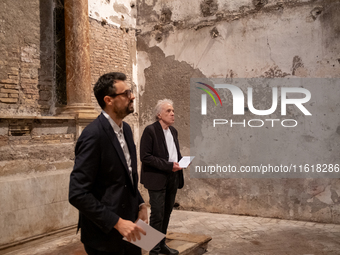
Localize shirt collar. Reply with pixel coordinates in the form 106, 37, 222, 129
102, 110, 123, 134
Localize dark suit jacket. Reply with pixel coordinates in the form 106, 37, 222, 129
69, 113, 144, 252
140, 121, 184, 191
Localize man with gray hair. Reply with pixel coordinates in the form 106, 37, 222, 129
140, 99, 183, 255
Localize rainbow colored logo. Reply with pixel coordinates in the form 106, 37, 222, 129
196, 82, 222, 115
196, 82, 222, 106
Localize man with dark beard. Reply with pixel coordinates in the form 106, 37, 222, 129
69, 72, 148, 255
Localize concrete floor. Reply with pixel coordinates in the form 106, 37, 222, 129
168, 210, 340, 255
1, 209, 340, 255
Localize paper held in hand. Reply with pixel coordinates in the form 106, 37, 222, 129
123, 219, 165, 251
179, 156, 195, 168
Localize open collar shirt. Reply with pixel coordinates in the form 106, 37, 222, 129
163, 127, 178, 163
102, 110, 133, 184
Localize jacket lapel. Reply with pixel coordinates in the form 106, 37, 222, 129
123, 122, 138, 194
154, 121, 168, 155
99, 114, 132, 187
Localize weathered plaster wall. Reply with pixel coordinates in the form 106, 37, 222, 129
138, 0, 339, 78
137, 0, 340, 223
89, 0, 137, 29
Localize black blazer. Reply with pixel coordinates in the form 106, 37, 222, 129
69, 113, 144, 253
140, 121, 184, 191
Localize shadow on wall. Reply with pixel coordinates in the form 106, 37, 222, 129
39, 0, 67, 115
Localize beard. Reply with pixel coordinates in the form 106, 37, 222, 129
126, 101, 134, 114
116, 100, 134, 119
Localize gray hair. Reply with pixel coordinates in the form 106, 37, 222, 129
154, 99, 173, 121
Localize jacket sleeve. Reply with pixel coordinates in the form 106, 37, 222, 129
68, 129, 119, 234
137, 190, 144, 205
140, 126, 173, 173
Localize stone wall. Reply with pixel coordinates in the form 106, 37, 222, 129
0, 0, 139, 248
0, 117, 77, 247
136, 0, 340, 223
0, 0, 74, 248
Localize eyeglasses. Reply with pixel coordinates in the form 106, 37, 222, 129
108, 89, 133, 99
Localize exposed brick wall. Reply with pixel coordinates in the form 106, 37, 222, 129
89, 18, 137, 112
0, 7, 137, 116
0, 0, 54, 116
0, 44, 42, 114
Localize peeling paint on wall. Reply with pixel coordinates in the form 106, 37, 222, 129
137, 36, 204, 145
89, 0, 136, 28
138, 0, 340, 78
200, 0, 218, 17
137, 0, 340, 223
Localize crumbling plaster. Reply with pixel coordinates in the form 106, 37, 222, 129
138, 0, 340, 78
89, 0, 137, 28
137, 0, 340, 223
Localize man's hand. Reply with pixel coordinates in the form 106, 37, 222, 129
137, 204, 148, 224
114, 218, 146, 242
172, 162, 182, 172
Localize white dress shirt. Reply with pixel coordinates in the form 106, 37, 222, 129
163, 128, 178, 163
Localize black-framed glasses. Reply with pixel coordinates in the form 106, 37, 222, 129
108, 89, 133, 99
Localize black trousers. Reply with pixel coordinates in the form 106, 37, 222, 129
148, 172, 179, 251
84, 242, 141, 255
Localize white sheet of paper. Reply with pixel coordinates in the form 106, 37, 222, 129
179, 156, 195, 168
123, 219, 165, 251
